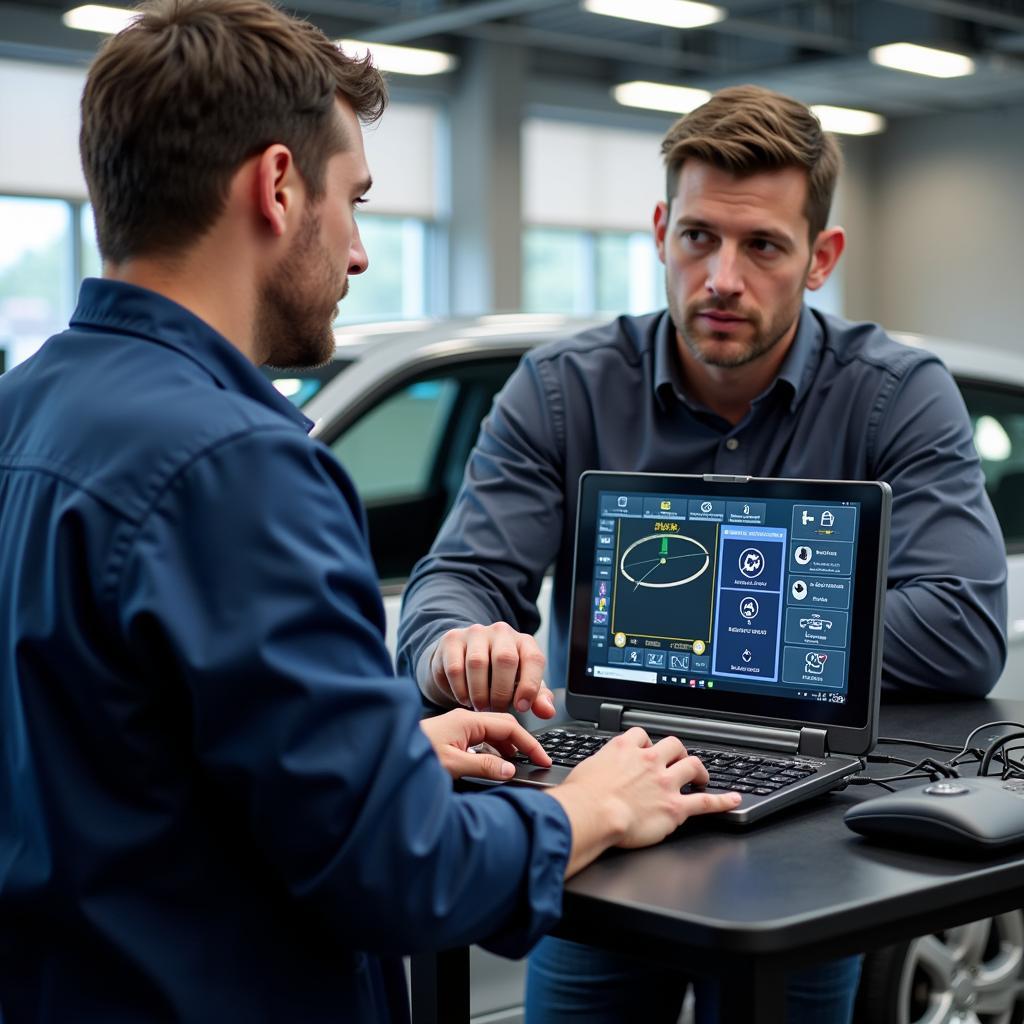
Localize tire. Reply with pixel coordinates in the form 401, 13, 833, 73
854, 913, 1024, 1024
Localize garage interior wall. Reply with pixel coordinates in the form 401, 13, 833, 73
0, 57, 440, 215
3, 55, 1024, 348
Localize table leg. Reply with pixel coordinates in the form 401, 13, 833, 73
719, 959, 786, 1024
410, 946, 470, 1024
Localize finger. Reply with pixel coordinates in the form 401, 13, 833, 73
451, 749, 516, 782
666, 754, 709, 789
436, 637, 469, 707
681, 790, 743, 818
616, 726, 652, 748
512, 638, 546, 713
650, 734, 687, 767
463, 628, 492, 711
471, 713, 552, 767
530, 683, 557, 720
489, 631, 520, 713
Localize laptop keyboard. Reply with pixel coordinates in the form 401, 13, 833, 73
514, 728, 822, 797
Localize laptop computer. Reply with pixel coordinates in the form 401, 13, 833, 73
507, 471, 891, 825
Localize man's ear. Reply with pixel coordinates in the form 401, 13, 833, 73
255, 144, 300, 239
653, 200, 670, 265
805, 226, 846, 291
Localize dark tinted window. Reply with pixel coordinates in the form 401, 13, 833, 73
326, 357, 522, 582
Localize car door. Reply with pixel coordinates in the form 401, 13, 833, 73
316, 352, 526, 653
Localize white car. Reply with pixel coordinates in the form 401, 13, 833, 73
268, 315, 1024, 1024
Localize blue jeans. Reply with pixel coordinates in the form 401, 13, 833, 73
525, 936, 862, 1024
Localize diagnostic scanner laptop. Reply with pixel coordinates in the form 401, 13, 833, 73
509, 471, 891, 825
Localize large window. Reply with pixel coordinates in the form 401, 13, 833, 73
336, 215, 430, 324
0, 198, 435, 372
0, 196, 77, 369
523, 226, 661, 317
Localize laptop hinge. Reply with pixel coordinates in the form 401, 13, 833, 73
597, 703, 624, 732
798, 727, 829, 758
620, 710, 801, 753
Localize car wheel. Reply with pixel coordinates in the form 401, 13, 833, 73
854, 912, 1024, 1023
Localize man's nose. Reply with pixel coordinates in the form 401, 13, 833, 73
705, 243, 743, 298
349, 225, 368, 276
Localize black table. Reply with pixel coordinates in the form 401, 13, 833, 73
412, 697, 1024, 1023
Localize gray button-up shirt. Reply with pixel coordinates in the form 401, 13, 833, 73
398, 306, 1007, 699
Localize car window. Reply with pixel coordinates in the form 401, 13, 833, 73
327, 356, 522, 582
260, 358, 354, 407
958, 379, 1024, 552
332, 379, 459, 503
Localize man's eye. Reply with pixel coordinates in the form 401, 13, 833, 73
681, 229, 710, 244
353, 197, 368, 207
750, 238, 779, 254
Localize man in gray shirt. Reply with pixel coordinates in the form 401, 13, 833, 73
398, 85, 1007, 1022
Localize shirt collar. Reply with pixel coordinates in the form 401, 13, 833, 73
70, 278, 314, 433
653, 304, 822, 415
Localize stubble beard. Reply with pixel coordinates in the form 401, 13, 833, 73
667, 271, 804, 371
257, 207, 346, 369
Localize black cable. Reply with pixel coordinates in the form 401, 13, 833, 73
877, 736, 971, 754
981, 731, 1024, 776
848, 776, 896, 792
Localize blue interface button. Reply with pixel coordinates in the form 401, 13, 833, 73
692, 656, 710, 672
601, 493, 642, 517
784, 607, 849, 649
668, 652, 690, 672
712, 591, 781, 681
607, 647, 624, 663
645, 650, 667, 669
643, 496, 686, 519
792, 505, 856, 544
622, 648, 644, 668
719, 537, 785, 592
787, 575, 850, 609
726, 501, 766, 524
790, 540, 853, 576
781, 646, 847, 689
688, 499, 726, 521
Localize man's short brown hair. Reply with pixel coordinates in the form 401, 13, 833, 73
81, 0, 387, 264
660, 85, 842, 239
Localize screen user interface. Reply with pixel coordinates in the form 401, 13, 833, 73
587, 489, 860, 705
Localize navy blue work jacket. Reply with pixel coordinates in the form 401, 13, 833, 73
0, 279, 570, 1023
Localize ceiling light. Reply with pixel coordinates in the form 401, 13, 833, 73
339, 39, 457, 76
811, 104, 887, 136
63, 4, 137, 33
613, 81, 711, 113
869, 42, 975, 78
583, 0, 725, 29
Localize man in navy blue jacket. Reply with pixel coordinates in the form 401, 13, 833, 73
0, 2, 740, 1021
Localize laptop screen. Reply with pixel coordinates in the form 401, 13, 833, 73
568, 473, 890, 737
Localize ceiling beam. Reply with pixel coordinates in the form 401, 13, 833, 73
360, 0, 572, 44
459, 21, 728, 73
880, 0, 1024, 34
707, 14, 855, 53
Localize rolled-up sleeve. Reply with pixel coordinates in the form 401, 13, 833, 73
113, 426, 571, 957
873, 359, 1008, 696
397, 355, 566, 703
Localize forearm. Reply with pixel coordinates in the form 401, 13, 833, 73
883, 580, 1007, 697
545, 784, 627, 878
874, 359, 1008, 697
